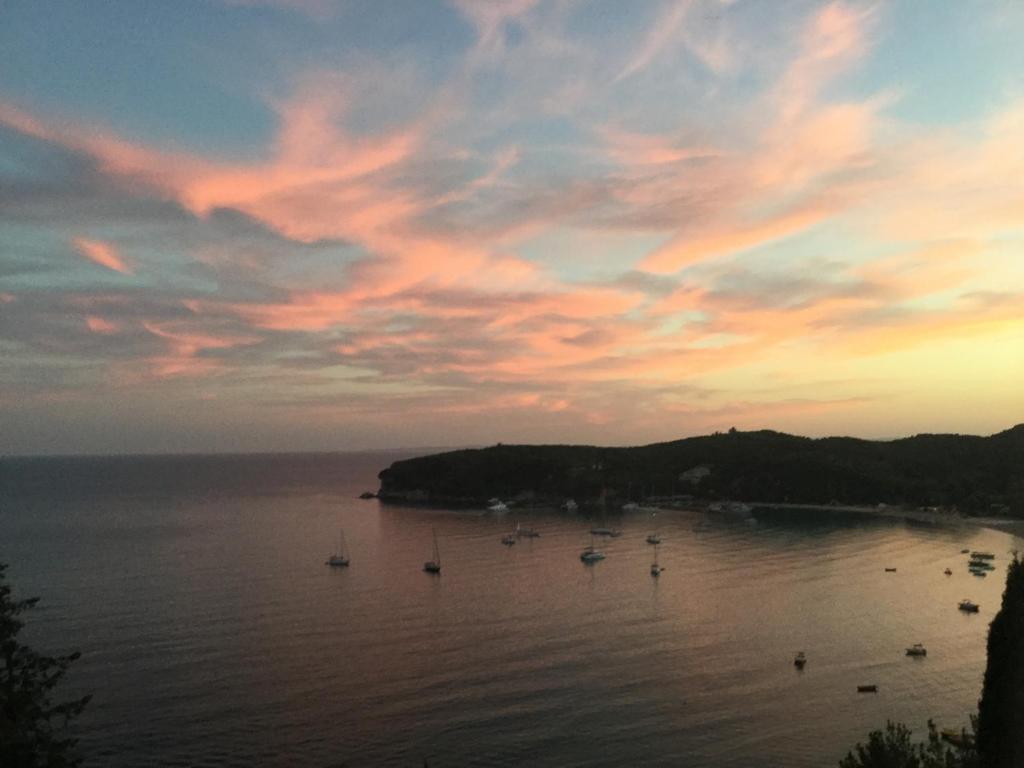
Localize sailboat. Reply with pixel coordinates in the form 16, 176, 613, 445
650, 543, 664, 576
580, 533, 605, 563
423, 528, 442, 573
646, 511, 662, 544
326, 528, 350, 567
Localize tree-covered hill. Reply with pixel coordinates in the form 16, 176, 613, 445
376, 425, 1024, 516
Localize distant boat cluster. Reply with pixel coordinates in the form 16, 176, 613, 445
329, 505, 996, 693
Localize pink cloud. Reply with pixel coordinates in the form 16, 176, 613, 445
85, 316, 119, 334
142, 322, 262, 378
73, 237, 132, 274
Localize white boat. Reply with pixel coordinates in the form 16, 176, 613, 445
562, 499, 578, 512
326, 528, 350, 567
906, 643, 927, 657
622, 502, 640, 512
423, 528, 442, 573
580, 534, 605, 563
488, 499, 509, 514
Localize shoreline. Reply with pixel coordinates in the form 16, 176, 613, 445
739, 502, 1024, 542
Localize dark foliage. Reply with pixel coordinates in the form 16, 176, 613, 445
1, 563, 91, 767
377, 425, 1024, 515
839, 720, 979, 768
976, 553, 1024, 767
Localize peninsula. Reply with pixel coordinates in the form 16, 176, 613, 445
377, 425, 1024, 519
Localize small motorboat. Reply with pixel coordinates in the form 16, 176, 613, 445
650, 563, 664, 576
884, 567, 897, 572
944, 568, 953, 575
970, 570, 988, 578
970, 551, 995, 560
358, 491, 376, 499
501, 534, 516, 546
906, 643, 927, 657
960, 548, 970, 554
857, 685, 878, 693
646, 533, 662, 545
488, 499, 510, 514
958, 599, 980, 613
794, 651, 807, 669
590, 527, 622, 537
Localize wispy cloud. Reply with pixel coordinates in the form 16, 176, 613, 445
73, 237, 132, 274
2, 0, 1022, 452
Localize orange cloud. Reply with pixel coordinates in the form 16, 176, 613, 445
85, 316, 119, 334
73, 237, 132, 274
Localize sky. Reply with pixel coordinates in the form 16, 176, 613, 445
1, 0, 1023, 455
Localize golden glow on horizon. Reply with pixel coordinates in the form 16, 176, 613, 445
1, 1, 1022, 453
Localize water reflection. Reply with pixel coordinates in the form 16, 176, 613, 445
0, 454, 1018, 767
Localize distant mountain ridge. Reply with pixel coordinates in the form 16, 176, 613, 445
377, 425, 1024, 517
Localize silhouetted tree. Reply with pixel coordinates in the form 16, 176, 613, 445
976, 553, 1024, 767
839, 720, 978, 768
1, 563, 91, 767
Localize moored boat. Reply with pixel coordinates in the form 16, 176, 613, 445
501, 534, 516, 546
590, 527, 622, 537
857, 685, 878, 693
515, 522, 540, 538
794, 651, 806, 669
969, 551, 995, 560
944, 568, 953, 575
423, 528, 442, 573
326, 528, 350, 567
905, 643, 927, 657
646, 510, 661, 544
580, 534, 605, 563
650, 543, 663, 576
958, 599, 979, 613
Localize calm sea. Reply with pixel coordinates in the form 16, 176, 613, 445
0, 452, 1019, 767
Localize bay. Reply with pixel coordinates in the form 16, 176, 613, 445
0, 452, 1018, 767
